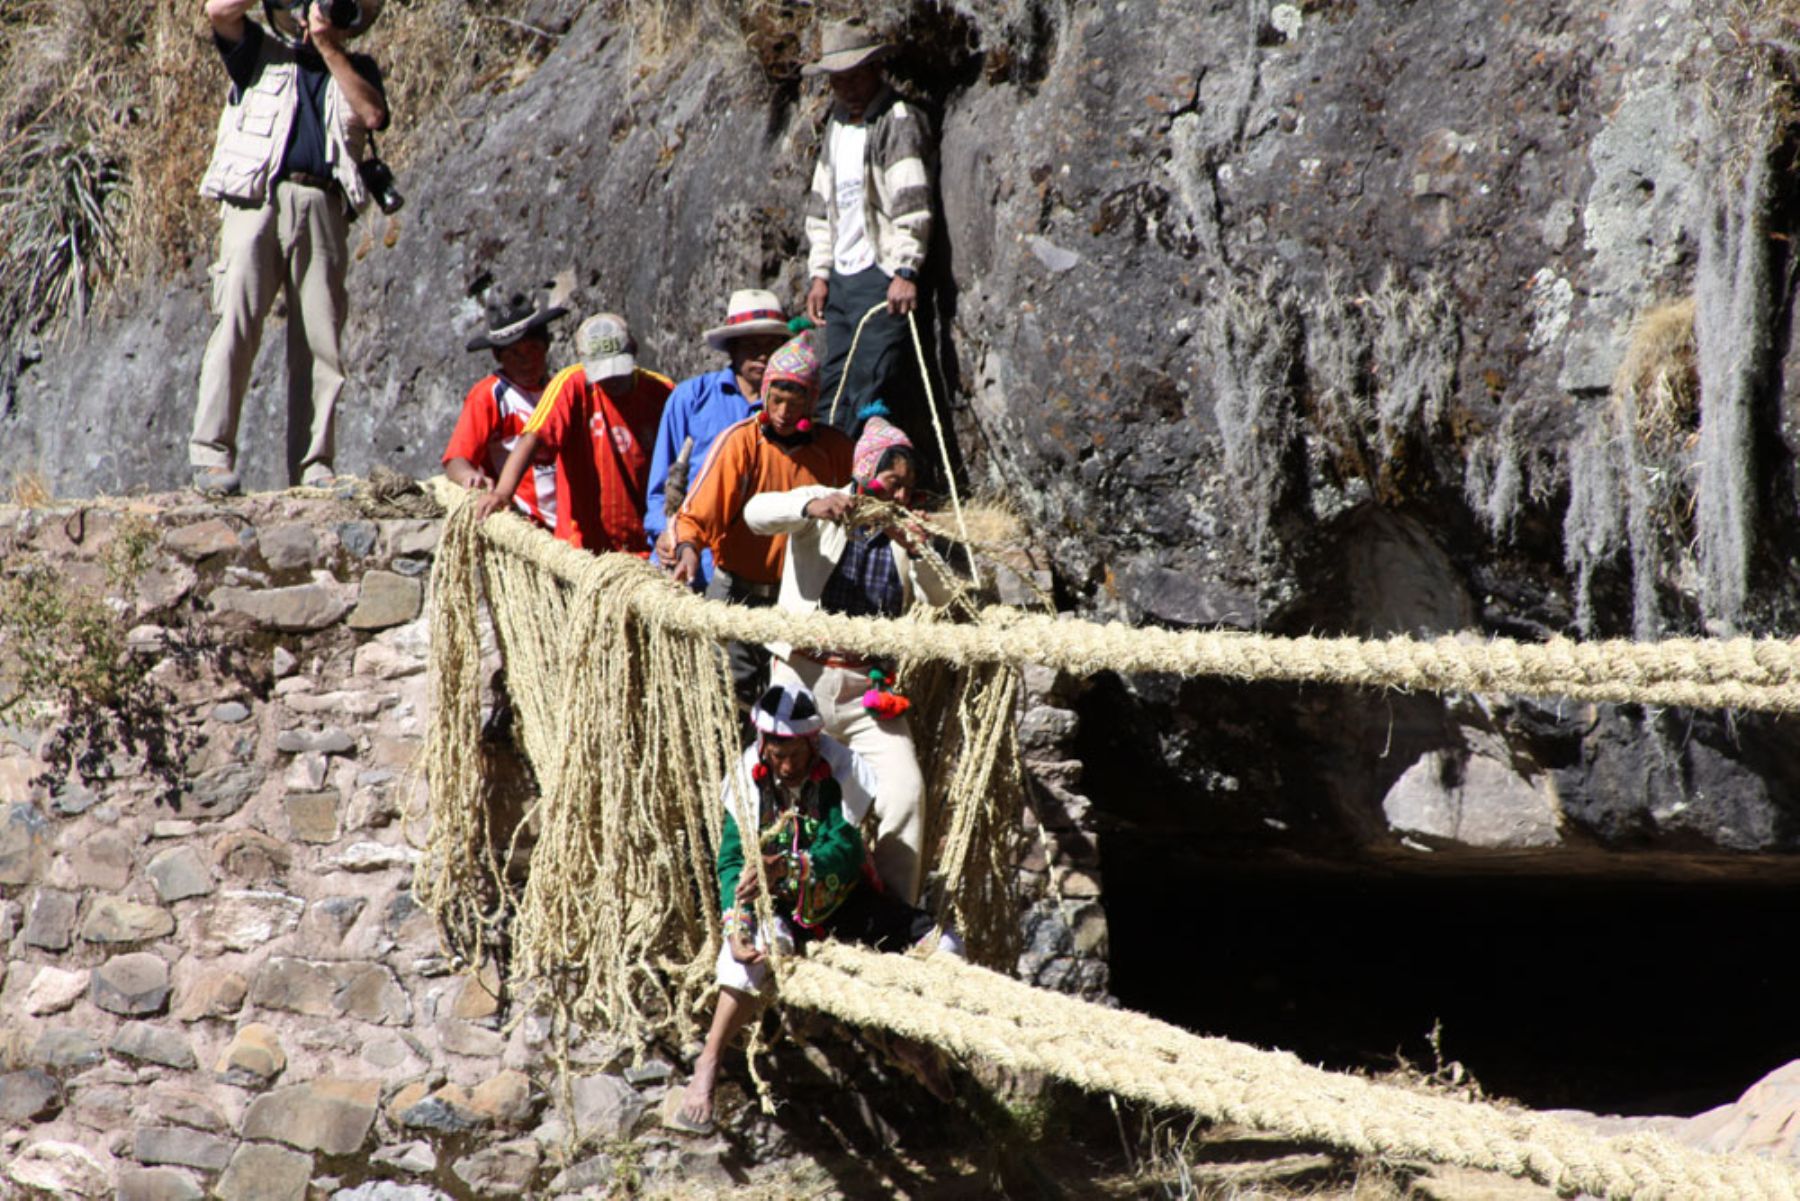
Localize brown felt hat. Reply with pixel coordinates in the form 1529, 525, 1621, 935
801, 19, 893, 76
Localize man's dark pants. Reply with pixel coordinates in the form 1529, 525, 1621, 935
704, 569, 775, 717
818, 265, 916, 433
798, 880, 938, 952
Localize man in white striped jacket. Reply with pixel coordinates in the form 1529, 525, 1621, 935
800, 19, 936, 431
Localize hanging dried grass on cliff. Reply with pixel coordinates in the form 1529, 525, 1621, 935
1563, 297, 1701, 639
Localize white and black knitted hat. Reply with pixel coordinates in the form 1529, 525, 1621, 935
751, 685, 824, 738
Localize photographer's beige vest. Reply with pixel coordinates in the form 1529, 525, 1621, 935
199, 34, 369, 210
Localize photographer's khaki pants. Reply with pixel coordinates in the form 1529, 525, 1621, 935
191, 181, 348, 485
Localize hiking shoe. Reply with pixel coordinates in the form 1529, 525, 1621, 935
301, 466, 337, 488
191, 467, 242, 497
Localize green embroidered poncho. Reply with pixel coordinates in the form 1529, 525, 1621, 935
717, 768, 866, 929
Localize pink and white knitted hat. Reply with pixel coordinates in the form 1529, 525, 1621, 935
763, 332, 820, 396
853, 412, 913, 482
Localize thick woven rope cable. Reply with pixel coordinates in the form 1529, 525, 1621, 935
420, 482, 1800, 1195
425, 480, 1800, 713
782, 943, 1800, 1200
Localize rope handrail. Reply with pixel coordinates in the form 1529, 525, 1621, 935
783, 943, 1800, 1200
419, 483, 1800, 1198
428, 480, 1800, 713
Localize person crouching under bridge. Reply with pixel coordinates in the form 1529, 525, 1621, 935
743, 403, 949, 905
669, 683, 959, 1134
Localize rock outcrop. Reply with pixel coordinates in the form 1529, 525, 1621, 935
7, 0, 1800, 865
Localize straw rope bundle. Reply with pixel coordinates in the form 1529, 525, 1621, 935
500, 549, 739, 1037
413, 500, 507, 965
450, 504, 1800, 711
420, 499, 741, 1038
898, 651, 1026, 963
782, 943, 1800, 1200
420, 479, 1800, 1195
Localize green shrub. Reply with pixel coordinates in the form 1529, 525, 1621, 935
0, 520, 198, 805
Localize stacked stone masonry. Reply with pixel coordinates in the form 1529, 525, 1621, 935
0, 492, 1111, 1199
0, 496, 624, 1198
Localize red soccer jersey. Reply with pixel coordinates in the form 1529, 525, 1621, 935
523, 365, 674, 553
441, 373, 556, 527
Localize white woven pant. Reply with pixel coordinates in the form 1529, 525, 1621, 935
771, 653, 925, 905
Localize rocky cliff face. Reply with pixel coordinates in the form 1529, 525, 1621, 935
9, 0, 1800, 864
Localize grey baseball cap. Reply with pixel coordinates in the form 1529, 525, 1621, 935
576, 313, 636, 380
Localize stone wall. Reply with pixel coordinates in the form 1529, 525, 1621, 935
0, 491, 1109, 1199
0, 494, 602, 1199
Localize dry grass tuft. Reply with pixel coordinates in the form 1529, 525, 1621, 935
0, 0, 140, 347
118, 2, 222, 281
738, 0, 813, 82
615, 0, 814, 78
1614, 296, 1699, 450
1708, 0, 1800, 178
8, 470, 54, 509
924, 496, 1023, 547
1565, 296, 1705, 638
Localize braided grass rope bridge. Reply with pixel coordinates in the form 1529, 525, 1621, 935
417, 481, 1800, 1199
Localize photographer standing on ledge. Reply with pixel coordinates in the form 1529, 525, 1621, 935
189, 0, 389, 495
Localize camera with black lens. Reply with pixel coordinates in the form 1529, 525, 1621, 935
291, 0, 362, 29
358, 154, 404, 215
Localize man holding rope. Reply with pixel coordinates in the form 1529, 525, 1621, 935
800, 19, 935, 430
671, 333, 853, 706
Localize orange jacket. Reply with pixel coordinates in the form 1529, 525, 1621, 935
673, 417, 853, 585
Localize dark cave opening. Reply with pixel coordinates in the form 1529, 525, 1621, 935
1100, 841, 1800, 1117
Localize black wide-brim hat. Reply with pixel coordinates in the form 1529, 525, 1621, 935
466, 293, 568, 352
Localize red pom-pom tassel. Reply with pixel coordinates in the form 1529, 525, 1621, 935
861, 688, 911, 720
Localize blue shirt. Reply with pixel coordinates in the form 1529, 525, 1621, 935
645, 367, 758, 584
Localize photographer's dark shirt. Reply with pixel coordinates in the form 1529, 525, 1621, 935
216, 20, 386, 183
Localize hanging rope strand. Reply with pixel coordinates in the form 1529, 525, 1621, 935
904, 307, 979, 588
